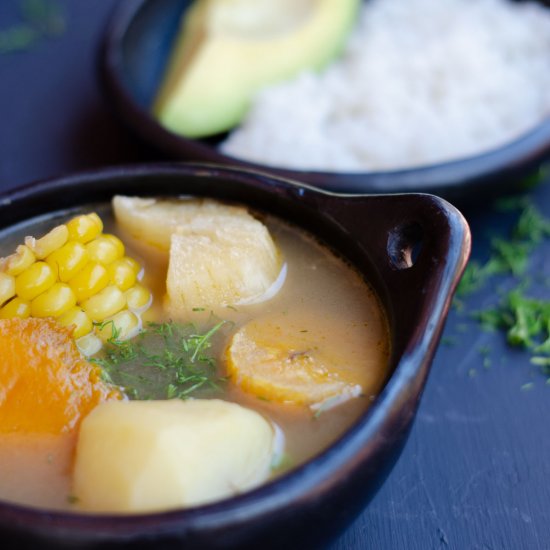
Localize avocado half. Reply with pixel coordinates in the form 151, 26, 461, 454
153, 0, 361, 139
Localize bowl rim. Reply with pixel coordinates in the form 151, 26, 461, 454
99, 0, 550, 199
0, 163, 471, 542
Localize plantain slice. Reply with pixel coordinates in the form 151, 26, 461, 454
226, 312, 369, 410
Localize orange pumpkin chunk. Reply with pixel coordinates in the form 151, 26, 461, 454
0, 317, 122, 434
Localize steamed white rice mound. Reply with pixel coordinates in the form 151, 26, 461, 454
221, 0, 550, 171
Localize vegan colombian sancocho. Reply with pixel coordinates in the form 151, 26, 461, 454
0, 195, 390, 513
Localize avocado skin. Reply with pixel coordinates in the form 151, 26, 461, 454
153, 0, 361, 139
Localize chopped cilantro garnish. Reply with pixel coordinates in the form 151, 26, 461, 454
453, 188, 550, 378
0, 0, 65, 54
477, 345, 491, 356
455, 260, 490, 297
474, 289, 550, 355
489, 238, 531, 276
514, 205, 550, 243
90, 320, 229, 401
457, 198, 549, 296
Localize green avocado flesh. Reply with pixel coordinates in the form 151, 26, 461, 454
153, 0, 361, 139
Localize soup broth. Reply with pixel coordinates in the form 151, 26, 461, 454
0, 201, 390, 511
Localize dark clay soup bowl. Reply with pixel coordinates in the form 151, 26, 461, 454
0, 164, 470, 549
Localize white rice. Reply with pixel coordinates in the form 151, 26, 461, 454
220, 0, 550, 171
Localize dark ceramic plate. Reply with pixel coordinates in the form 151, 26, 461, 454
99, 0, 550, 203
0, 164, 469, 549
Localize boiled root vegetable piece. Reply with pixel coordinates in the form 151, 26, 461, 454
226, 312, 368, 409
112, 195, 283, 314
166, 222, 283, 315
113, 195, 266, 251
153, 0, 361, 137
72, 399, 277, 512
0, 317, 122, 434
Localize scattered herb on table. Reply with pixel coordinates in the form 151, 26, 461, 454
91, 320, 229, 401
454, 183, 550, 378
476, 289, 550, 365
441, 336, 457, 346
0, 0, 65, 54
456, 202, 550, 299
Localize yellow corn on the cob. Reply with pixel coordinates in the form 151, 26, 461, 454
47, 241, 89, 282
66, 213, 103, 243
0, 297, 30, 319
96, 310, 140, 342
0, 245, 35, 276
69, 262, 110, 302
57, 307, 94, 339
25, 225, 69, 259
0, 212, 152, 354
0, 272, 16, 307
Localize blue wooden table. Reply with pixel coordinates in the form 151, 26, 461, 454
1, 2, 549, 549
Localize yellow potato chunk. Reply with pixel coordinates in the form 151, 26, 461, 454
226, 312, 367, 409
72, 399, 277, 513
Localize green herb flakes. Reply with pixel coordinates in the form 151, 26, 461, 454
0, 0, 65, 54
90, 321, 229, 401
475, 289, 550, 356
454, 191, 550, 378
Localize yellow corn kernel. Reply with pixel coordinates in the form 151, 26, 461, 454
87, 213, 103, 233
0, 297, 31, 319
86, 234, 125, 265
96, 310, 140, 342
108, 258, 138, 291
47, 241, 89, 282
66, 213, 103, 243
57, 307, 93, 339
25, 224, 69, 259
82, 285, 126, 321
126, 284, 152, 311
0, 272, 16, 307
16, 261, 56, 301
68, 263, 109, 302
0, 245, 35, 276
30, 283, 77, 318
76, 332, 103, 357
118, 255, 141, 274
